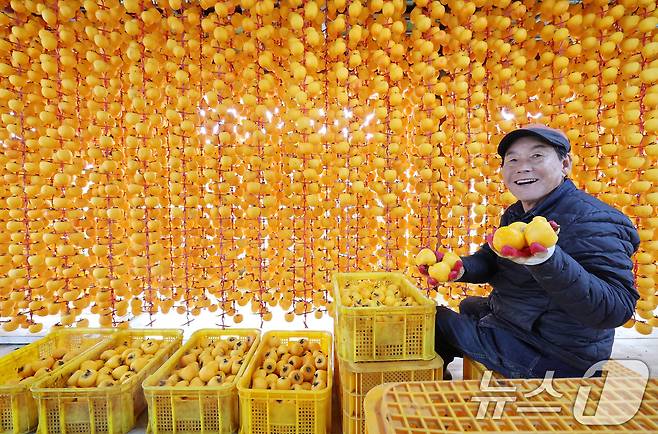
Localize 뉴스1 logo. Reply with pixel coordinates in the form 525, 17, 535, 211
471, 359, 650, 426
574, 360, 648, 425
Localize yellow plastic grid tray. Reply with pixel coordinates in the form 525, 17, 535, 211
0, 328, 118, 434
365, 377, 658, 433
333, 272, 436, 362
462, 357, 644, 381
143, 329, 261, 434
237, 330, 333, 434
31, 328, 182, 434
339, 354, 443, 434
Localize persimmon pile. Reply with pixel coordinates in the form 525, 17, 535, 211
247, 335, 329, 391
158, 334, 256, 387
6, 346, 80, 385
0, 0, 656, 334
63, 337, 165, 388
339, 278, 419, 307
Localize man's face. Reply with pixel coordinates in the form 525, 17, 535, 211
501, 137, 572, 211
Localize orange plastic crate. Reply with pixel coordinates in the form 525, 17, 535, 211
0, 328, 117, 434
31, 328, 182, 434
333, 272, 436, 362
143, 329, 261, 434
365, 377, 658, 433
339, 354, 443, 434
237, 330, 333, 434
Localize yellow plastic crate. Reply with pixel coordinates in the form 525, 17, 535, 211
237, 330, 333, 434
364, 378, 658, 433
462, 356, 502, 381
143, 329, 261, 434
462, 357, 643, 381
0, 328, 118, 434
31, 328, 182, 434
339, 354, 443, 434
332, 272, 436, 362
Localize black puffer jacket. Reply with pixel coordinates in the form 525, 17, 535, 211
460, 179, 640, 370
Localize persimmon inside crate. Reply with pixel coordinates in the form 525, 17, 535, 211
30, 329, 182, 434
237, 330, 333, 434
0, 328, 117, 434
142, 329, 260, 434
333, 272, 435, 362
364, 377, 658, 434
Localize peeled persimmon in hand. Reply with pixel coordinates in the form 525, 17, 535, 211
427, 252, 463, 283
491, 226, 527, 256
524, 216, 559, 254
488, 217, 559, 259
415, 248, 438, 267
428, 262, 451, 282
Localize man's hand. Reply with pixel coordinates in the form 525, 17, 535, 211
415, 248, 464, 285
486, 219, 559, 266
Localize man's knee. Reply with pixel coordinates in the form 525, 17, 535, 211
459, 296, 491, 319
435, 305, 479, 341
434, 306, 487, 365
434, 306, 465, 362
435, 305, 460, 328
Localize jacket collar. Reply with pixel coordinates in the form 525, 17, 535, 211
508, 179, 576, 221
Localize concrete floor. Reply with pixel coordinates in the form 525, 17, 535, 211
1, 324, 655, 434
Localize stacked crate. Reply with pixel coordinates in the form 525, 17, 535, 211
333, 272, 444, 434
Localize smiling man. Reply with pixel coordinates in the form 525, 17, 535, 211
433, 124, 640, 379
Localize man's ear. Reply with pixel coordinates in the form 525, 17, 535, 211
562, 154, 573, 177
